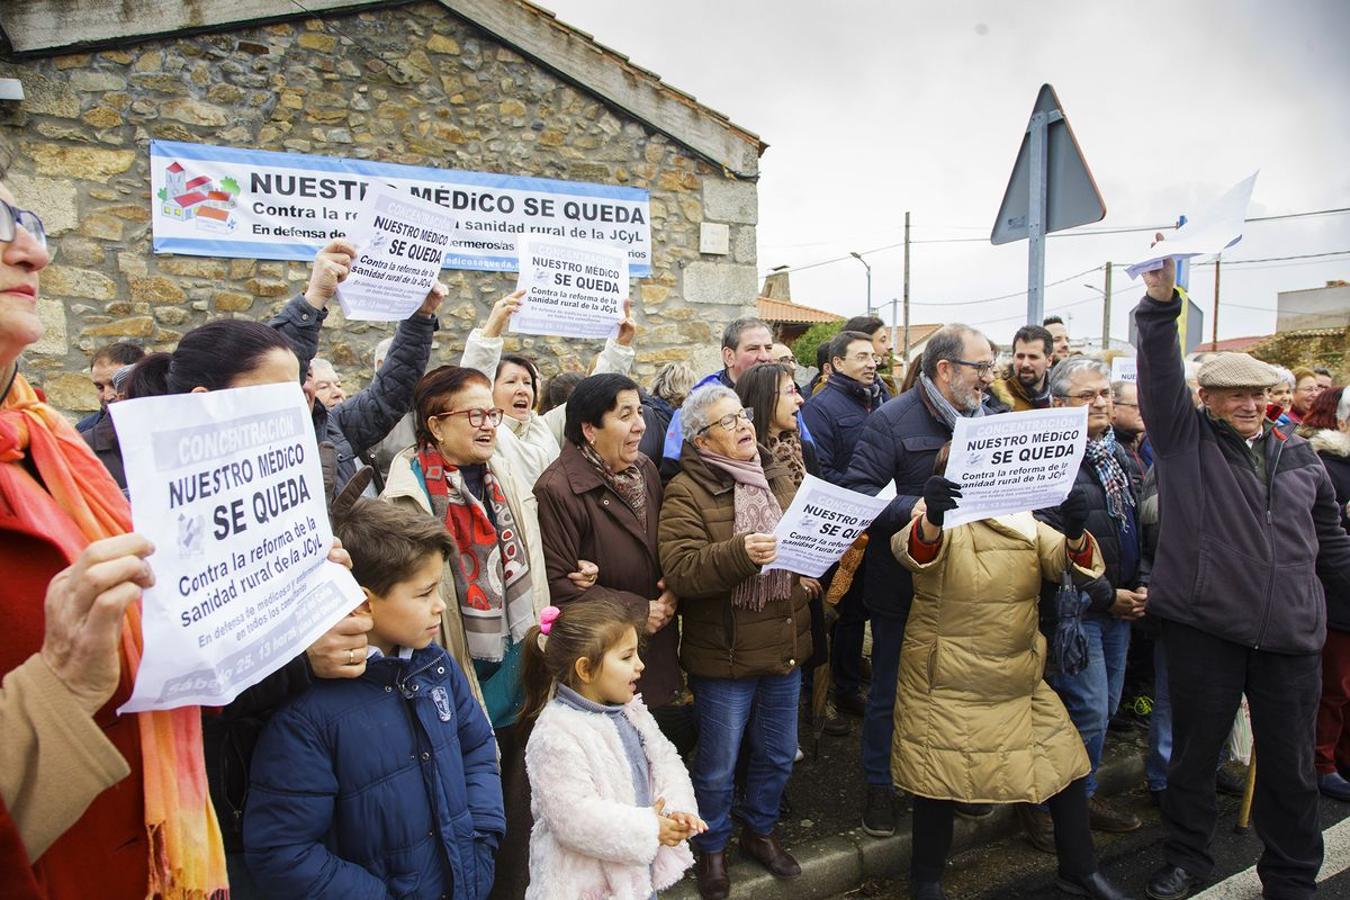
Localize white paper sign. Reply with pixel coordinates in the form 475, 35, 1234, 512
1125, 172, 1258, 279
943, 406, 1089, 529
510, 234, 629, 339
1110, 357, 1137, 385
335, 183, 456, 321
763, 474, 892, 577
110, 383, 364, 712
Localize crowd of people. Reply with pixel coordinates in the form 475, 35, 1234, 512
3, 167, 1349, 900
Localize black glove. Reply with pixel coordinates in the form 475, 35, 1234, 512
921, 476, 963, 529
1059, 486, 1090, 541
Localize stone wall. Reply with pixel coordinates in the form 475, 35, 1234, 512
0, 1, 759, 413
1250, 327, 1350, 381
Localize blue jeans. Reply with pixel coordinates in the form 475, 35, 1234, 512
1147, 638, 1173, 791
1049, 615, 1130, 796
862, 614, 907, 786
689, 672, 800, 852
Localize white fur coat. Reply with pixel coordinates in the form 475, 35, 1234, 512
524, 695, 697, 899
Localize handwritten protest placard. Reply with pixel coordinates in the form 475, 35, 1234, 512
510, 234, 629, 339
335, 183, 455, 321
1110, 357, 1137, 385
764, 474, 891, 577
110, 383, 364, 712
943, 406, 1089, 529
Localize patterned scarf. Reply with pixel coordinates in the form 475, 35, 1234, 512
0, 371, 228, 898
416, 445, 535, 662
1084, 428, 1134, 529
919, 372, 985, 431
697, 448, 793, 611
827, 370, 884, 412
766, 430, 807, 488
579, 439, 647, 525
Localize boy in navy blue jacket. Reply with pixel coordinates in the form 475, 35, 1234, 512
245, 499, 504, 899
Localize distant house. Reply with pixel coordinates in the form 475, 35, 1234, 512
757, 296, 842, 345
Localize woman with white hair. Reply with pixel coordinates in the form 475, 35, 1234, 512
1266, 365, 1296, 432
658, 384, 812, 899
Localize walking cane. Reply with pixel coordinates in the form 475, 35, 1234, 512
1234, 747, 1257, 834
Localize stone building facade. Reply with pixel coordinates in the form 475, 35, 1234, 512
0, 0, 764, 414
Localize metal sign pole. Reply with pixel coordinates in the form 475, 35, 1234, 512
1026, 110, 1051, 325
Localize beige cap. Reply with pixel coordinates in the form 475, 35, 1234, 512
1196, 353, 1279, 389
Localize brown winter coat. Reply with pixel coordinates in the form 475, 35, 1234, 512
658, 442, 812, 680
890, 513, 1101, 804
532, 442, 681, 708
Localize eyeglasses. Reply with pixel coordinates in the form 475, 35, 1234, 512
698, 407, 754, 434
0, 201, 47, 250
950, 359, 997, 376
432, 407, 504, 428
1063, 390, 1113, 404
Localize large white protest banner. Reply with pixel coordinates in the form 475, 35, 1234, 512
110, 383, 364, 712
763, 474, 892, 577
335, 183, 456, 321
150, 140, 652, 275
510, 234, 629, 339
943, 406, 1089, 529
1110, 357, 1137, 385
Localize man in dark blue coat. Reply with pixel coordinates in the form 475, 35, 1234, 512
842, 323, 998, 836
803, 329, 884, 716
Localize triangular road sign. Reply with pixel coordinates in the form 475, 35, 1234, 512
991, 84, 1106, 245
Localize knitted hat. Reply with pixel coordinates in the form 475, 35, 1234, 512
1196, 353, 1279, 389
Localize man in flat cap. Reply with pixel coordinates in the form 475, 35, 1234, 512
1135, 240, 1350, 900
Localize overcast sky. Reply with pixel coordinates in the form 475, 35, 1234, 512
541, 0, 1350, 348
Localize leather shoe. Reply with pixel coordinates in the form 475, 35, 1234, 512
822, 702, 851, 736
1017, 804, 1056, 854
1057, 870, 1130, 900
1088, 794, 1141, 832
1145, 864, 1203, 900
835, 689, 867, 717
694, 850, 730, 900
1319, 771, 1350, 802
740, 828, 801, 878
954, 801, 994, 818
911, 880, 949, 900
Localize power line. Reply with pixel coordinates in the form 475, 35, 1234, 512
1187, 248, 1350, 267
762, 206, 1350, 277
911, 264, 1104, 308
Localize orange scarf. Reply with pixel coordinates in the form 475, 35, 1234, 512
0, 372, 229, 898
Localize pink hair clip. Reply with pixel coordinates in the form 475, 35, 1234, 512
539, 606, 561, 636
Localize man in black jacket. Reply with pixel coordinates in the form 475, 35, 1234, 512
803, 330, 884, 716
1027, 357, 1146, 848
1136, 247, 1350, 900
842, 323, 998, 836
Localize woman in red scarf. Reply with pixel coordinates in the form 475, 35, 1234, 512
0, 179, 232, 897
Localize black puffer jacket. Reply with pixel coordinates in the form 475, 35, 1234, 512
1135, 292, 1350, 654
269, 294, 435, 494
1036, 440, 1145, 618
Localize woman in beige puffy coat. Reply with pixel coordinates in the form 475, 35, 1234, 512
888, 457, 1128, 900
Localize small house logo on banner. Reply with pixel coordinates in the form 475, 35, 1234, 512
158, 160, 239, 233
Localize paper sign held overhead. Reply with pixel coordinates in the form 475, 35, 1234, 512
510, 234, 629, 340
335, 183, 456, 321
1125, 172, 1259, 279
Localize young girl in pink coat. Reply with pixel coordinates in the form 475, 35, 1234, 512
521, 600, 705, 899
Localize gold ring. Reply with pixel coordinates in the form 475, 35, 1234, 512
347, 649, 355, 665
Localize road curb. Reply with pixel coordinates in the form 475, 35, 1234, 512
666, 748, 1147, 898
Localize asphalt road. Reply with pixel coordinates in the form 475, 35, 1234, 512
831, 779, 1350, 899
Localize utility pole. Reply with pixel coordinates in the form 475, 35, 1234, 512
1102, 261, 1112, 349
902, 211, 911, 374
1212, 257, 1221, 346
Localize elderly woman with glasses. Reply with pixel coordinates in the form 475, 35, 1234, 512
659, 384, 812, 899
382, 364, 591, 899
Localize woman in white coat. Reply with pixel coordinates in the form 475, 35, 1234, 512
461, 291, 637, 487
